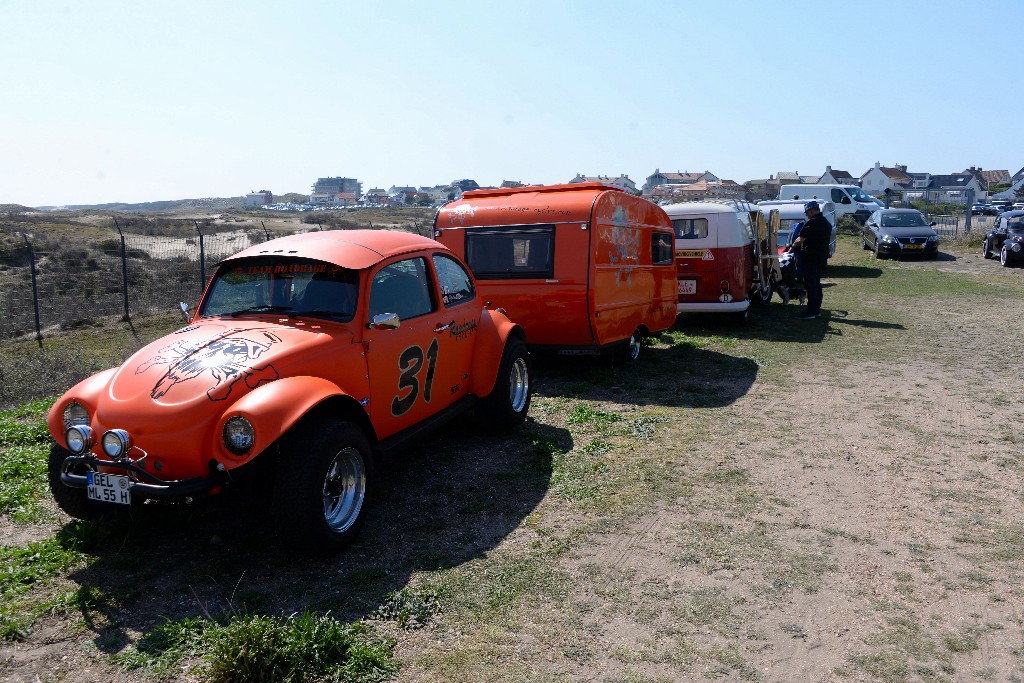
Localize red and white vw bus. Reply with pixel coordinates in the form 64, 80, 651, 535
663, 201, 776, 322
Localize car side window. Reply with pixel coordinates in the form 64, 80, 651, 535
432, 254, 476, 308
369, 257, 435, 320
831, 189, 845, 202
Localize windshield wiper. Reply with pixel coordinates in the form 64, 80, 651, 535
228, 305, 294, 317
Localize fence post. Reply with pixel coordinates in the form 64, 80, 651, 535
260, 220, 270, 240
964, 189, 974, 234
22, 233, 43, 349
194, 221, 206, 294
113, 218, 130, 321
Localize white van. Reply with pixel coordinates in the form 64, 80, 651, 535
756, 200, 837, 257
778, 184, 877, 223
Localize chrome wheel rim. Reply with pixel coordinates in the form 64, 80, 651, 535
322, 446, 366, 533
508, 357, 529, 413
1001, 247, 1008, 266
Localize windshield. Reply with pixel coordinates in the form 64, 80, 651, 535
1008, 220, 1024, 233
200, 257, 359, 321
881, 213, 928, 228
845, 187, 873, 202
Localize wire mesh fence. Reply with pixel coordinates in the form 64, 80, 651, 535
0, 224, 318, 345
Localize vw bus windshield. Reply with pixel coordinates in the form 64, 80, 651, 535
845, 187, 873, 202
200, 257, 359, 321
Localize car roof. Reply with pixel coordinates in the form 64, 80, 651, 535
877, 208, 923, 214
219, 229, 444, 270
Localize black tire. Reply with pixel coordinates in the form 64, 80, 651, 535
1001, 245, 1014, 268
272, 420, 372, 555
751, 278, 773, 307
727, 308, 749, 326
874, 242, 886, 260
47, 444, 112, 519
613, 328, 644, 364
477, 337, 531, 430
982, 239, 993, 259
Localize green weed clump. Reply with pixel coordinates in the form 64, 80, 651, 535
119, 612, 398, 683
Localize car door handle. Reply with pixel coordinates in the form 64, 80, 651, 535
434, 322, 452, 333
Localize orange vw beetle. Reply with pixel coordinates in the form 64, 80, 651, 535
47, 230, 530, 554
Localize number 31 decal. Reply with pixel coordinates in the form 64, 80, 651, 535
391, 338, 439, 417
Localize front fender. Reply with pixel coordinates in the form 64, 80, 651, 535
468, 309, 525, 399
214, 376, 356, 468
46, 368, 118, 444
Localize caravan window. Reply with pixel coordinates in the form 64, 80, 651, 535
672, 218, 708, 239
651, 232, 674, 265
465, 226, 555, 279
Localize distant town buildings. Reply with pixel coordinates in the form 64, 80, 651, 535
311, 177, 362, 201
569, 173, 637, 193
245, 190, 273, 206
641, 169, 718, 195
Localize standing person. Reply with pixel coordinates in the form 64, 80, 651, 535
791, 200, 830, 320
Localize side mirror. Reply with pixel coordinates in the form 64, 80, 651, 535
930, 221, 937, 227
368, 312, 400, 330
179, 302, 190, 322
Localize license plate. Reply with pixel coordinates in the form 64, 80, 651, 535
678, 279, 697, 295
903, 244, 923, 250
86, 471, 132, 505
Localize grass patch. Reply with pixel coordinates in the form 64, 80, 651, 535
0, 399, 53, 523
0, 536, 85, 639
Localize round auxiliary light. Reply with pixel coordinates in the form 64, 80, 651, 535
101, 429, 132, 460
223, 417, 255, 455
65, 426, 94, 455
62, 402, 90, 428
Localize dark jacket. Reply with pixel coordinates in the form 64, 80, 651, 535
799, 212, 832, 266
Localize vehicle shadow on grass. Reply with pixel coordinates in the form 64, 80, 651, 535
58, 416, 565, 655
823, 264, 884, 278
532, 344, 758, 410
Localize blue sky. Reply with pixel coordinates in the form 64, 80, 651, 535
2, 0, 1020, 206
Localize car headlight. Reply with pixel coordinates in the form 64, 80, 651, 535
1013, 243, 1022, 253
65, 426, 94, 455
927, 235, 938, 243
101, 429, 132, 460
62, 402, 89, 428
880, 234, 898, 244
223, 417, 255, 455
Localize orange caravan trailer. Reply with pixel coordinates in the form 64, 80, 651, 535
434, 183, 677, 361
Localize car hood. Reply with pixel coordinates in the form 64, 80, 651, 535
878, 226, 937, 238
113, 318, 349, 407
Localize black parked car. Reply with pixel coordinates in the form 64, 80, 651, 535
982, 210, 1024, 267
862, 209, 940, 259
